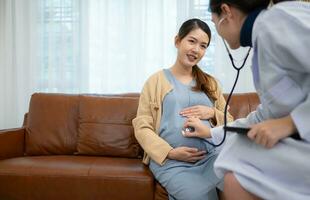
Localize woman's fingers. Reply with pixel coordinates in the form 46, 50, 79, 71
181, 111, 201, 118
180, 105, 214, 120
182, 130, 196, 137
188, 155, 205, 162
180, 106, 197, 114
187, 151, 206, 162
248, 123, 279, 148
182, 119, 198, 137
247, 127, 257, 140
183, 147, 198, 153
183, 120, 194, 128
260, 135, 268, 147
180, 106, 203, 116
191, 150, 206, 157
174, 147, 207, 162
266, 139, 277, 149
190, 151, 206, 161
183, 117, 211, 138
183, 117, 198, 127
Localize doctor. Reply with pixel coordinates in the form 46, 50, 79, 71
183, 0, 310, 199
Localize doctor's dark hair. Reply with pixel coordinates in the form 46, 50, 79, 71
177, 18, 218, 101
209, 0, 294, 15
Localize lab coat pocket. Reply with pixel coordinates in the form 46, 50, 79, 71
264, 76, 305, 117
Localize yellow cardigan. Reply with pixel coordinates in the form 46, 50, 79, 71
132, 70, 233, 166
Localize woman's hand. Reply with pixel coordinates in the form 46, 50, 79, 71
167, 147, 206, 163
182, 117, 211, 138
180, 105, 215, 120
248, 115, 297, 149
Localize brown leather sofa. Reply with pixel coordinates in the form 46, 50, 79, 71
0, 92, 259, 200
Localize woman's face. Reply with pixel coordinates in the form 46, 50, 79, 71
211, 5, 246, 49
175, 28, 209, 68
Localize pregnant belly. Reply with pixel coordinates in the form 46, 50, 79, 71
163, 127, 208, 151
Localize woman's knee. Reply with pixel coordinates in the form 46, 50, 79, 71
223, 172, 242, 197
223, 172, 261, 200
224, 172, 239, 188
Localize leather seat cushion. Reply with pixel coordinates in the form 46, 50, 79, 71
0, 156, 154, 200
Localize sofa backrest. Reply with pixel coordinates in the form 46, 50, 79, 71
25, 93, 80, 155
77, 95, 142, 158
24, 92, 259, 157
25, 93, 143, 158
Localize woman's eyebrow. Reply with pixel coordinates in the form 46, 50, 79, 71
189, 36, 197, 41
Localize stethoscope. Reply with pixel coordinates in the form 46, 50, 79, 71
205, 39, 252, 147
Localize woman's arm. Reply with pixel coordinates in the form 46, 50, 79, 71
132, 79, 173, 166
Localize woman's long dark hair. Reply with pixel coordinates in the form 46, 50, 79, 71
177, 18, 218, 102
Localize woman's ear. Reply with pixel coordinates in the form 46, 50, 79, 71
175, 35, 180, 48
220, 3, 232, 18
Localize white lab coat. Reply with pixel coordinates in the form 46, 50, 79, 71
212, 2, 310, 200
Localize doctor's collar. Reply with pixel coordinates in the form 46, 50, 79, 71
240, 7, 264, 47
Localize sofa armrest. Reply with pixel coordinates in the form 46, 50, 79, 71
0, 128, 25, 160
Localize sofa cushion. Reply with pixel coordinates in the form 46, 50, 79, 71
77, 95, 142, 158
25, 93, 79, 155
0, 156, 154, 200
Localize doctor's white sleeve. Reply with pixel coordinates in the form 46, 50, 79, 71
210, 104, 266, 144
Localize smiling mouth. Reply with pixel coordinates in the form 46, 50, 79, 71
187, 54, 198, 62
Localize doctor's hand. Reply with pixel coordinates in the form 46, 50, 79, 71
167, 147, 207, 163
247, 115, 297, 149
180, 105, 215, 120
182, 117, 211, 139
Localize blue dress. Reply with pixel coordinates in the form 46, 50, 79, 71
149, 69, 222, 200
